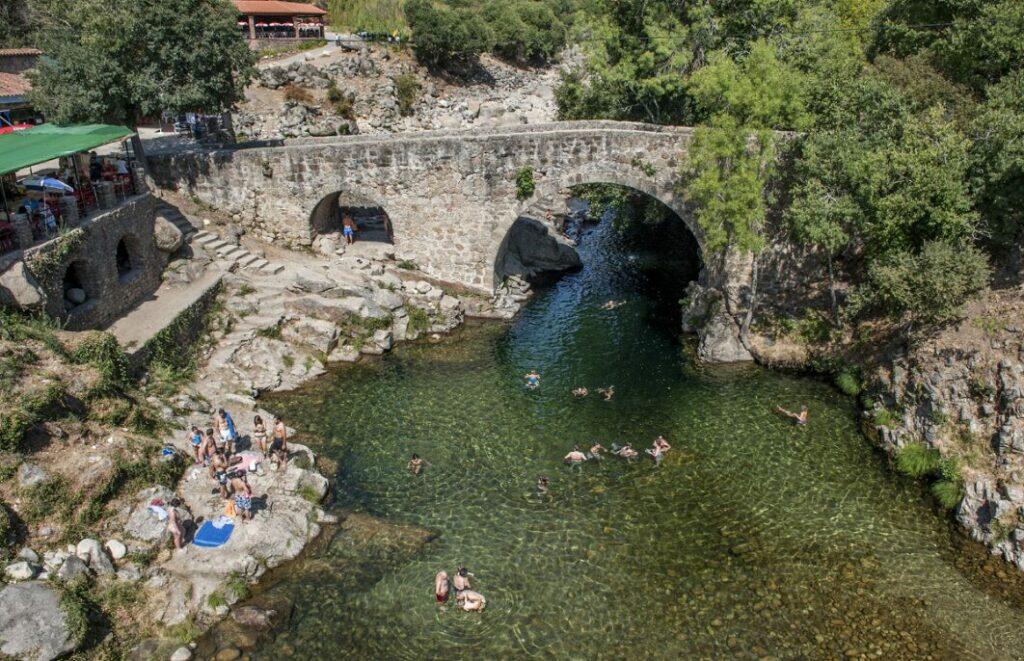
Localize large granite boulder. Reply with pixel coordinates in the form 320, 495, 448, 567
698, 309, 753, 364
496, 217, 581, 283
154, 215, 185, 253
0, 581, 80, 660
0, 261, 46, 309
124, 486, 180, 543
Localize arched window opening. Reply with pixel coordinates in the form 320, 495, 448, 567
116, 238, 133, 278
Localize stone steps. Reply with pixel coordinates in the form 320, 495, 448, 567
189, 233, 283, 276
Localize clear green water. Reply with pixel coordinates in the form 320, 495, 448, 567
241, 219, 1024, 660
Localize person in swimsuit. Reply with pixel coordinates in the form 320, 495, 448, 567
252, 415, 269, 457
453, 566, 472, 593
525, 371, 541, 389
615, 443, 638, 460
216, 408, 237, 456
572, 387, 588, 397
776, 405, 809, 426
342, 213, 357, 244
588, 443, 606, 460
564, 446, 588, 465
167, 499, 184, 550
456, 590, 486, 612
435, 570, 450, 603
408, 453, 427, 475
536, 476, 550, 494
187, 425, 204, 464
598, 385, 615, 401
230, 475, 253, 522
209, 449, 230, 498
201, 428, 217, 465
270, 417, 288, 470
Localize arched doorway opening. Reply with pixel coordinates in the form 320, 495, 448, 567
114, 234, 143, 282
62, 261, 89, 312
309, 191, 394, 248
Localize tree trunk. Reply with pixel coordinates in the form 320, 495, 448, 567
740, 253, 758, 340
826, 251, 840, 325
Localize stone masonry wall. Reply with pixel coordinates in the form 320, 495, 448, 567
147, 122, 703, 291
24, 194, 163, 330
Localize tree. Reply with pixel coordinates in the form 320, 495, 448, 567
0, 0, 39, 47
404, 0, 493, 66
686, 117, 776, 337
969, 71, 1024, 245
483, 1, 567, 63
28, 0, 253, 143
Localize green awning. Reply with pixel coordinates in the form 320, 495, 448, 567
0, 123, 135, 175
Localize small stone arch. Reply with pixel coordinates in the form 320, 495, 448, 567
114, 234, 144, 282
61, 260, 91, 313
309, 190, 394, 245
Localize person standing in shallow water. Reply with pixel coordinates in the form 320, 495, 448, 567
408, 453, 427, 475
342, 213, 357, 244
435, 570, 449, 603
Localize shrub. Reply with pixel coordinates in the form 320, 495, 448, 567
326, 82, 356, 119
895, 443, 942, 478
483, 0, 566, 62
397, 259, 418, 270
407, 305, 431, 335
872, 408, 895, 427
283, 84, 313, 104
394, 74, 420, 116
21, 477, 81, 524
404, 0, 492, 65
834, 368, 861, 397
931, 478, 965, 510
71, 332, 130, 393
515, 166, 536, 201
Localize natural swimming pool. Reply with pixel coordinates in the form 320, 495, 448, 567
234, 216, 1024, 660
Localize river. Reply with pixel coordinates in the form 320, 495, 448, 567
231, 211, 1024, 660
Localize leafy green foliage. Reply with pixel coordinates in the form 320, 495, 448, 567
685, 118, 774, 256
330, 0, 407, 32
327, 82, 356, 119
21, 476, 82, 524
29, 0, 255, 126
482, 0, 567, 63
834, 368, 860, 397
406, 305, 431, 335
71, 332, 130, 394
394, 74, 421, 116
404, 0, 492, 65
24, 228, 86, 288
58, 578, 94, 647
515, 167, 536, 201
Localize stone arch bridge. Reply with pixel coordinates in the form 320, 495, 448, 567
148, 121, 760, 360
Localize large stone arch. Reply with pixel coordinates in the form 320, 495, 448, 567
309, 190, 394, 245
488, 165, 705, 290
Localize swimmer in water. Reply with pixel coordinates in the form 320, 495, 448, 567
776, 405, 809, 426
646, 436, 671, 464
588, 443, 606, 459
453, 566, 472, 592
407, 453, 427, 475
525, 371, 541, 389
598, 385, 615, 401
602, 300, 625, 310
615, 443, 638, 460
572, 387, 589, 397
564, 446, 588, 465
435, 570, 449, 604
456, 589, 486, 612
537, 476, 550, 494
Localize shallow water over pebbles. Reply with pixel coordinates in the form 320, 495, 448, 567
239, 219, 1024, 660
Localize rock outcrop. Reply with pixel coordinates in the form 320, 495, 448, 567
0, 581, 81, 660
497, 217, 581, 283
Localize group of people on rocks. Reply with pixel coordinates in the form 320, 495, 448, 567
435, 566, 486, 611
184, 409, 292, 524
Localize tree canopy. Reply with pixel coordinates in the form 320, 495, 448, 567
556, 0, 1022, 327
27, 0, 255, 127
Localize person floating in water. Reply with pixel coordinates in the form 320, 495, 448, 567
611, 443, 638, 460
457, 589, 487, 612
602, 300, 625, 310
588, 443, 606, 460
408, 453, 428, 475
645, 436, 671, 464
525, 371, 541, 389
536, 476, 550, 494
434, 570, 449, 604
564, 446, 588, 465
598, 385, 615, 401
572, 387, 589, 397
776, 405, 809, 426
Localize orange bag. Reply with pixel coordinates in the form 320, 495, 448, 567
225, 500, 237, 517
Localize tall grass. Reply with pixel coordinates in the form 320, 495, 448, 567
329, 0, 407, 33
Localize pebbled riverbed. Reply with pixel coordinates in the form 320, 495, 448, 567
245, 216, 1024, 660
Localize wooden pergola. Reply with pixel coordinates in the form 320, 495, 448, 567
233, 0, 327, 41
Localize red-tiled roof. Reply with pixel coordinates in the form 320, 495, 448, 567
0, 72, 31, 98
0, 48, 41, 57
233, 1, 326, 16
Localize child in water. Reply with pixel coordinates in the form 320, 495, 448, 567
525, 371, 541, 389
